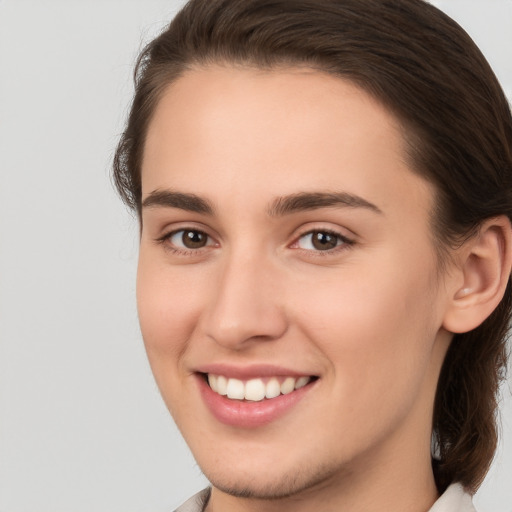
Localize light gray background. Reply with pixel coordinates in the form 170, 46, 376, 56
0, 1, 511, 511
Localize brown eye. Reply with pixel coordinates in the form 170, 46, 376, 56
169, 229, 210, 250
311, 231, 339, 250
296, 230, 349, 251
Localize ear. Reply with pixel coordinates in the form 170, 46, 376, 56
442, 216, 512, 334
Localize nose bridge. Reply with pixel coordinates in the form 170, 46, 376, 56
203, 246, 287, 349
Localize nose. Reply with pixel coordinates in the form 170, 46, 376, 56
201, 252, 288, 350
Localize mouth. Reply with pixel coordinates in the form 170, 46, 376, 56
196, 365, 319, 427
203, 373, 318, 402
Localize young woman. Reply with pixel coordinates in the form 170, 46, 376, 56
113, 1, 512, 510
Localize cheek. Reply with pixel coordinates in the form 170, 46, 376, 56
136, 256, 209, 422
294, 251, 440, 410
136, 255, 202, 369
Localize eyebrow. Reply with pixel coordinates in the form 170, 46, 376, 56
141, 189, 382, 216
267, 191, 382, 216
142, 190, 214, 215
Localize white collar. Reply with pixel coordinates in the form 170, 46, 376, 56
428, 483, 476, 512
175, 483, 476, 512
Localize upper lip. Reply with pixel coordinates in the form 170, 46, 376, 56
195, 363, 316, 380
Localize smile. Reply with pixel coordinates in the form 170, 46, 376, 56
197, 367, 319, 427
207, 374, 313, 401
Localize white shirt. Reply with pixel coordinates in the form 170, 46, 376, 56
429, 484, 476, 512
173, 483, 476, 512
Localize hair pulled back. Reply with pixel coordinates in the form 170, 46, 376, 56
113, 0, 512, 493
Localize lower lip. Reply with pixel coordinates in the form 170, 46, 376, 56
197, 375, 316, 428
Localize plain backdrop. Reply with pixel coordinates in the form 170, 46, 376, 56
0, 1, 511, 511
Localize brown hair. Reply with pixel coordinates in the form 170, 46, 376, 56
113, 0, 512, 493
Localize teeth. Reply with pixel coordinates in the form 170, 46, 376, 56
226, 378, 245, 399
216, 375, 228, 395
295, 376, 310, 389
208, 374, 217, 390
207, 374, 312, 401
265, 378, 281, 399
245, 379, 266, 401
280, 377, 295, 395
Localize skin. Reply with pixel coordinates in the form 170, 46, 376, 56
137, 65, 461, 512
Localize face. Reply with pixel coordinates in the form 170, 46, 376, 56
138, 66, 454, 502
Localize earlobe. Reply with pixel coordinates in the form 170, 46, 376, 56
443, 216, 512, 334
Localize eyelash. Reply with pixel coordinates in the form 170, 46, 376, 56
156, 227, 355, 256
156, 228, 216, 256
292, 228, 355, 255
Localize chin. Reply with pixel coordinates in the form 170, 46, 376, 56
201, 458, 341, 500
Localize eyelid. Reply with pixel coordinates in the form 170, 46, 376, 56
153, 222, 355, 256
289, 226, 356, 253
154, 219, 217, 242
172, 229, 215, 247
156, 226, 219, 255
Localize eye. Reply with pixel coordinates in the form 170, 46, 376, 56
167, 229, 213, 250
295, 230, 352, 251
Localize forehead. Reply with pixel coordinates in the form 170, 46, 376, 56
142, 65, 433, 224
144, 65, 404, 173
